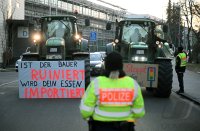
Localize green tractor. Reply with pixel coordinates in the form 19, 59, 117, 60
106, 17, 174, 97
22, 15, 90, 88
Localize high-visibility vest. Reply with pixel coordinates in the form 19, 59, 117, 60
80, 76, 145, 122
177, 53, 187, 67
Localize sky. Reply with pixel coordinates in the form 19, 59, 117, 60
88, 0, 179, 20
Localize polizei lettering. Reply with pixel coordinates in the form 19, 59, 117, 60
99, 89, 134, 103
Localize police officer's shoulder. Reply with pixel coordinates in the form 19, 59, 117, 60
94, 76, 109, 81
124, 76, 140, 88
124, 76, 136, 82
183, 51, 187, 57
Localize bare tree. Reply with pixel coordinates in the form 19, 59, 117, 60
0, 0, 16, 68
179, 0, 196, 62
193, 1, 200, 17
191, 1, 200, 63
179, 0, 200, 63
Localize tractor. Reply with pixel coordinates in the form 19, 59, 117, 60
22, 15, 90, 88
106, 17, 174, 97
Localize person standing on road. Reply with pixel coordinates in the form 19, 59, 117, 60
80, 51, 145, 131
175, 46, 187, 94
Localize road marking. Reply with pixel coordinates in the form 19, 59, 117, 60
0, 80, 18, 87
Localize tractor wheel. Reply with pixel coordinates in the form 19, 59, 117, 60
146, 87, 154, 92
154, 60, 173, 98
74, 56, 90, 90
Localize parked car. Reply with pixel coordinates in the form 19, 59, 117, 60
15, 47, 31, 72
90, 52, 104, 75
15, 56, 22, 72
99, 51, 106, 59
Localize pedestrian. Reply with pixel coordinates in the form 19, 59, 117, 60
80, 51, 145, 131
175, 46, 187, 94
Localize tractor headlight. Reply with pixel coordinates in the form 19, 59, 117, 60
132, 56, 147, 62
132, 56, 139, 61
33, 33, 41, 43
74, 34, 80, 40
141, 56, 147, 61
112, 42, 116, 46
74, 34, 82, 44
114, 39, 119, 43
46, 54, 62, 60
95, 63, 102, 68
156, 41, 163, 48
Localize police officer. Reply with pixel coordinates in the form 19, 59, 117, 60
80, 51, 145, 131
175, 46, 187, 94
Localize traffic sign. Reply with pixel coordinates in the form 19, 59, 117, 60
90, 31, 97, 41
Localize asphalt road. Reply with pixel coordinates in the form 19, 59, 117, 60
0, 72, 200, 131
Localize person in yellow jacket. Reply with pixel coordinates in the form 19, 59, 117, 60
80, 51, 145, 131
175, 46, 187, 94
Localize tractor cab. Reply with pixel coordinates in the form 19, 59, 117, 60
118, 20, 151, 62
41, 16, 79, 44
39, 15, 82, 60
107, 18, 173, 63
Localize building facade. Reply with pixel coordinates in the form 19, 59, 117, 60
0, 0, 24, 67
0, 0, 125, 67
25, 0, 125, 51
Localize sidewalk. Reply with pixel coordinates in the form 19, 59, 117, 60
172, 65, 200, 105
0, 67, 16, 72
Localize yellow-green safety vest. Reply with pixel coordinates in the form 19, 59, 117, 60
177, 53, 187, 67
80, 76, 145, 122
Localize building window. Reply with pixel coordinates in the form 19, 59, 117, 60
58, 1, 61, 8
39, 0, 44, 4
100, 12, 106, 20
83, 7, 86, 15
79, 6, 82, 14
44, 0, 48, 5
16, 2, 20, 8
67, 3, 72, 12
61, 1, 67, 10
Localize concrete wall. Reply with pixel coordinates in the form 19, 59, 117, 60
13, 0, 25, 20
0, 0, 24, 67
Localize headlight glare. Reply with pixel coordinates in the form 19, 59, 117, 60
33, 33, 41, 42
132, 56, 147, 61
95, 63, 102, 68
75, 34, 80, 40
115, 39, 119, 43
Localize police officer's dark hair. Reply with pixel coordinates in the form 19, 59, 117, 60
102, 51, 126, 78
178, 46, 183, 52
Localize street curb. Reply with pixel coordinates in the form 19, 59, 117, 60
179, 93, 200, 105
173, 91, 200, 105
0, 68, 16, 72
